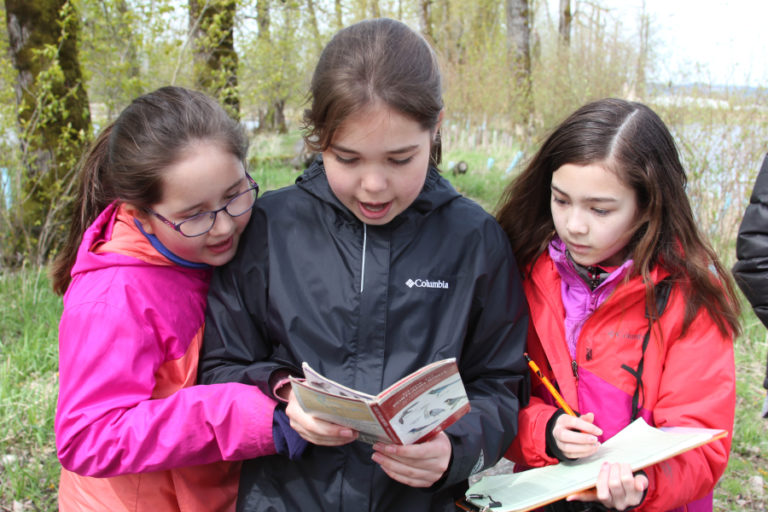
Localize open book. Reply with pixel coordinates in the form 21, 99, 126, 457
464, 418, 727, 512
290, 358, 470, 444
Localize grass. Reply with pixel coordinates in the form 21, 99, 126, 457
1, 134, 767, 510
0, 266, 60, 511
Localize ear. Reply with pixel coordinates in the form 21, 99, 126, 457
433, 109, 445, 140
123, 203, 155, 235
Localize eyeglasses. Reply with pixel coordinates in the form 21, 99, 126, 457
145, 175, 259, 237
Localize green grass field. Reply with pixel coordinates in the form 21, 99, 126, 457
1, 142, 766, 510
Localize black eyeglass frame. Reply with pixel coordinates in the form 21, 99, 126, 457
144, 174, 259, 238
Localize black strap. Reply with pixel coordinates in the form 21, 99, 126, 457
621, 278, 672, 421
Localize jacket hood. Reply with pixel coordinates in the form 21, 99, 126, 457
69, 202, 207, 283
294, 157, 462, 225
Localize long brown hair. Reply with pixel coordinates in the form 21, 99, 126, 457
51, 86, 248, 295
303, 18, 444, 166
496, 98, 740, 337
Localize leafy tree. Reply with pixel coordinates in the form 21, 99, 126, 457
78, 0, 144, 121
190, 0, 240, 119
4, 0, 91, 265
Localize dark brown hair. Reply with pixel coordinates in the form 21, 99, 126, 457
303, 18, 444, 166
51, 86, 248, 295
496, 98, 740, 337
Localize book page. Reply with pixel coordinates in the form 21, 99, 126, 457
301, 363, 374, 401
290, 379, 389, 443
386, 373, 469, 444
466, 418, 727, 512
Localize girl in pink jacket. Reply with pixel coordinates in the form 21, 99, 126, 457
495, 98, 740, 511
51, 86, 303, 511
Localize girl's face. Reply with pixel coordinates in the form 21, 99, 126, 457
551, 162, 640, 267
137, 141, 252, 267
322, 103, 439, 225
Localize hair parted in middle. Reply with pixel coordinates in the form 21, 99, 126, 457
496, 97, 740, 337
303, 17, 444, 166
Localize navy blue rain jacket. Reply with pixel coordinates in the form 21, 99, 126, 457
200, 160, 529, 511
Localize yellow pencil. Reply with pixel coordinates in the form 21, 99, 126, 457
524, 353, 577, 416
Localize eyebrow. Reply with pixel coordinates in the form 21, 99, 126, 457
173, 176, 245, 216
330, 143, 420, 155
550, 183, 618, 203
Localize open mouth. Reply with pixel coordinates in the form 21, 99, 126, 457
359, 201, 392, 220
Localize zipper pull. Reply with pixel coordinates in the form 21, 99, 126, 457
571, 360, 578, 379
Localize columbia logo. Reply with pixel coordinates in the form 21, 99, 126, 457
405, 278, 450, 289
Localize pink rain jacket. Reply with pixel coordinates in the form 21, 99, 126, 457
55, 202, 277, 511
506, 239, 735, 512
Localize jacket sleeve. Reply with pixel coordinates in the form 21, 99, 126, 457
504, 323, 560, 468
641, 305, 735, 511
55, 301, 278, 478
734, 153, 768, 326
440, 221, 531, 486
198, 207, 297, 397
732, 152, 768, 390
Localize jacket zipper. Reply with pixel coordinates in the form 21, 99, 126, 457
571, 360, 578, 379
360, 224, 367, 293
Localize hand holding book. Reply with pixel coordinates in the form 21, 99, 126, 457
289, 358, 470, 445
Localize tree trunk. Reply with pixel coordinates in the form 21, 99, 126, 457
4, 0, 91, 264
257, 0, 270, 38
334, 0, 343, 29
306, 0, 322, 53
254, 0, 286, 133
558, 0, 571, 47
504, 0, 533, 126
419, 0, 433, 43
189, 0, 240, 119
635, 4, 650, 98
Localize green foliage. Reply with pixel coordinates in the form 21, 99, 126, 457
190, 0, 239, 119
0, 266, 60, 510
3, 0, 92, 267
238, 0, 310, 132
77, 0, 146, 121
531, 2, 647, 132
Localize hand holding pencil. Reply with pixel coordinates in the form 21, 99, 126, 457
524, 353, 603, 459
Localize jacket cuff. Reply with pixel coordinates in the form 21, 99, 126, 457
431, 433, 474, 489
545, 409, 576, 461
268, 368, 299, 401
272, 404, 308, 460
622, 469, 649, 511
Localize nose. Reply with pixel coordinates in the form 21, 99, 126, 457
209, 210, 235, 236
566, 208, 588, 236
360, 166, 388, 195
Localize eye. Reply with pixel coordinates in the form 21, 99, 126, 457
181, 210, 208, 222
551, 195, 568, 206
592, 208, 610, 216
334, 153, 358, 165
390, 156, 414, 166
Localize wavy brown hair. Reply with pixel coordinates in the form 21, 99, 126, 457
50, 86, 248, 295
496, 98, 740, 337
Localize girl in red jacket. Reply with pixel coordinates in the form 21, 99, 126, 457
496, 98, 740, 512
